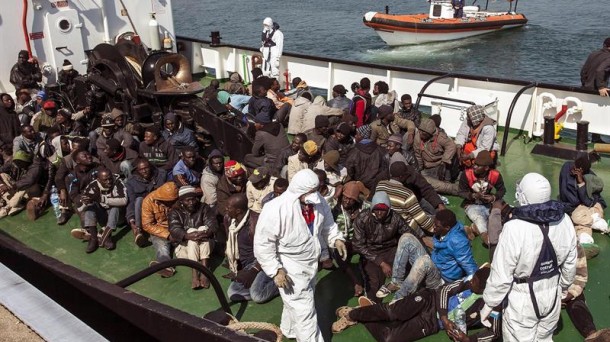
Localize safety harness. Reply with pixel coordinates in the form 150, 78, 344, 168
513, 223, 560, 319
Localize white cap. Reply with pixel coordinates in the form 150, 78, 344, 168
515, 172, 551, 205
263, 17, 273, 26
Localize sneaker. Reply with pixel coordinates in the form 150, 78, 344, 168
376, 283, 400, 298
586, 328, 610, 341
100, 227, 115, 250
26, 198, 41, 221
134, 232, 148, 248
8, 206, 24, 216
358, 296, 374, 307
331, 316, 357, 333
149, 260, 176, 278
591, 214, 609, 233
71, 228, 91, 241
57, 211, 71, 225
335, 306, 353, 319
440, 195, 450, 205
0, 207, 9, 219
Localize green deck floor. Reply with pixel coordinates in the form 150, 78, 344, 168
1, 131, 609, 341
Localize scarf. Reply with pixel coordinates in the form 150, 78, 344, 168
225, 210, 250, 273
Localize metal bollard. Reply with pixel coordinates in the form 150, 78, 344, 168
576, 121, 589, 151
543, 116, 554, 145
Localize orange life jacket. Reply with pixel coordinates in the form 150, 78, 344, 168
464, 168, 500, 189
462, 124, 496, 167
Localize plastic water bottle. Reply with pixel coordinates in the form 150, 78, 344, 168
50, 186, 61, 219
454, 306, 467, 334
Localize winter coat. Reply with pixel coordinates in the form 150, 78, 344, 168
161, 123, 197, 153
251, 122, 290, 166
200, 166, 221, 206
0, 107, 21, 147
431, 221, 478, 282
580, 48, 610, 90
558, 161, 607, 212
125, 167, 167, 222
99, 148, 140, 179
141, 182, 178, 239
139, 137, 178, 172
287, 96, 312, 135
96, 128, 134, 152
66, 164, 103, 203
216, 175, 246, 216
370, 117, 415, 148
414, 130, 457, 169
168, 202, 218, 245
344, 141, 389, 196
301, 96, 343, 134
352, 210, 415, 264
248, 95, 277, 125
80, 176, 128, 212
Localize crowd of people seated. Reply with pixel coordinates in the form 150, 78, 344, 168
3, 50, 608, 342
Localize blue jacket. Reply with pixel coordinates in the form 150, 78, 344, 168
559, 161, 606, 212
431, 221, 478, 282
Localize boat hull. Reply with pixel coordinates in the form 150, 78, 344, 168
363, 12, 528, 46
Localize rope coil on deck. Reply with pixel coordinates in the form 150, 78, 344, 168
227, 321, 283, 342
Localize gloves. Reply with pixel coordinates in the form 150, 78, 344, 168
235, 267, 260, 288
479, 303, 493, 328
273, 268, 293, 290
335, 240, 348, 261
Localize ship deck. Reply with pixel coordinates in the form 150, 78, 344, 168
0, 129, 609, 341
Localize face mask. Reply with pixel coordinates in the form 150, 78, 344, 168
302, 192, 321, 205
515, 182, 527, 206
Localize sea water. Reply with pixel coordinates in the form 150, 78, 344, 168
174, 0, 610, 86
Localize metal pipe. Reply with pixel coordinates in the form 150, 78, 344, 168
22, 0, 32, 58
414, 73, 454, 111
116, 259, 232, 315
543, 116, 554, 145
576, 121, 589, 151
118, 0, 139, 35
485, 0, 489, 11
417, 93, 475, 106
500, 82, 536, 156
99, 0, 111, 43
514, 0, 519, 12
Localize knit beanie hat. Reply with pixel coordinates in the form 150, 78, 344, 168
418, 118, 437, 135
377, 105, 394, 119
387, 134, 403, 146
224, 160, 245, 178
62, 59, 73, 71
356, 125, 372, 139
315, 115, 330, 129
302, 140, 318, 156
371, 191, 391, 211
178, 185, 198, 199
474, 150, 493, 166
336, 122, 352, 136
342, 181, 370, 202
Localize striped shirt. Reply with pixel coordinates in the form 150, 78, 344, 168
376, 179, 434, 235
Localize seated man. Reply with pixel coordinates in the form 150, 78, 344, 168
345, 125, 389, 197
455, 105, 499, 167
331, 266, 501, 342
396, 94, 421, 128
77, 168, 127, 253
332, 181, 370, 297
301, 96, 343, 134
559, 154, 608, 243
100, 138, 139, 179
273, 133, 306, 178
169, 186, 217, 289
386, 134, 410, 168
376, 162, 434, 237
14, 125, 42, 157
10, 50, 42, 91
414, 118, 458, 196
352, 191, 420, 301
126, 158, 168, 247
246, 166, 276, 215
216, 160, 248, 216
139, 126, 178, 173
243, 113, 289, 169
306, 116, 332, 150
323, 122, 354, 165
370, 105, 415, 148
286, 92, 313, 135
162, 112, 197, 154
317, 150, 347, 191
286, 140, 319, 182
225, 194, 279, 303
172, 146, 205, 189
93, 114, 134, 156
200, 149, 224, 208
431, 209, 478, 283
458, 150, 505, 242
261, 177, 288, 205
327, 84, 352, 111
0, 151, 42, 217
141, 181, 179, 278
54, 108, 88, 137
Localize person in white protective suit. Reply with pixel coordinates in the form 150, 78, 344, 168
481, 172, 578, 341
260, 17, 284, 78
254, 168, 347, 341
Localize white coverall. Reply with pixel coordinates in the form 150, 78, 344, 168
483, 214, 577, 341
254, 169, 344, 341
260, 20, 284, 78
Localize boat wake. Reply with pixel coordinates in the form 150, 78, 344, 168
361, 38, 479, 63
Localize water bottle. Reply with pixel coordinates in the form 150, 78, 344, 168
453, 306, 467, 334
50, 186, 61, 219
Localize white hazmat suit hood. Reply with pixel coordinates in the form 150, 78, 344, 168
263, 17, 273, 30
515, 172, 551, 206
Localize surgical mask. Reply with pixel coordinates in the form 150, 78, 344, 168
515, 181, 527, 206
302, 192, 321, 205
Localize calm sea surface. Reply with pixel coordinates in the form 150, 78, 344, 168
173, 0, 609, 86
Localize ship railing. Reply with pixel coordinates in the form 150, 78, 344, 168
116, 258, 233, 315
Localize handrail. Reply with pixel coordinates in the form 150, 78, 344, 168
414, 73, 454, 111
499, 82, 537, 156
116, 258, 233, 315
417, 93, 476, 106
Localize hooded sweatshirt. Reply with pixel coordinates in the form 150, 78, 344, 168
141, 182, 178, 239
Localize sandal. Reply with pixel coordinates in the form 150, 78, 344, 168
331, 316, 357, 333
335, 306, 353, 319
358, 296, 374, 307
